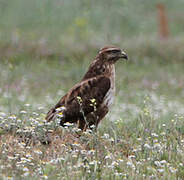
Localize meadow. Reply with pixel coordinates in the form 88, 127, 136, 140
0, 0, 184, 179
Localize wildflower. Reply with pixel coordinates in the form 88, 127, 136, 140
89, 124, 95, 129
87, 170, 91, 173
118, 159, 124, 163
24, 104, 30, 107
169, 167, 177, 173
56, 106, 66, 112
136, 161, 142, 165
38, 106, 44, 110
8, 156, 16, 160
105, 154, 112, 160
90, 98, 96, 103
90, 99, 97, 110
161, 132, 166, 136
42, 175, 48, 179
20, 110, 27, 114
112, 161, 119, 167
37, 167, 43, 175
143, 107, 150, 116
154, 161, 161, 167
32, 112, 39, 116
127, 160, 135, 169
144, 143, 151, 149
160, 160, 167, 164
153, 143, 161, 149
162, 123, 166, 127
64, 122, 73, 127
18, 142, 26, 148
73, 127, 82, 133
128, 155, 135, 159
8, 115, 16, 120
17, 119, 22, 123
115, 172, 123, 176
23, 172, 30, 176
20, 157, 31, 163
23, 167, 29, 172
34, 150, 43, 155
6, 177, 13, 180
72, 154, 77, 158
151, 133, 158, 137
88, 149, 95, 155
0, 112, 6, 117
157, 169, 164, 173
72, 142, 80, 147
76, 96, 82, 104
89, 160, 97, 165
102, 133, 110, 139
56, 112, 64, 118
84, 129, 93, 134
80, 150, 87, 155
26, 153, 32, 158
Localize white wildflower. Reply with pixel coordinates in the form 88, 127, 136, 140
151, 133, 158, 137
23, 172, 29, 176
157, 169, 164, 173
153, 143, 161, 149
34, 150, 43, 155
169, 167, 177, 173
154, 161, 161, 167
20, 110, 27, 114
56, 106, 66, 112
144, 143, 151, 149
23, 167, 29, 172
0, 112, 6, 117
160, 160, 167, 164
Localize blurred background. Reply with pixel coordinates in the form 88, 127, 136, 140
0, 0, 184, 122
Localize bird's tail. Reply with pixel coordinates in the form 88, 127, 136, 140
45, 108, 56, 122
45, 106, 66, 122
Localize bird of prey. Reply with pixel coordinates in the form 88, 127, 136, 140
46, 46, 128, 130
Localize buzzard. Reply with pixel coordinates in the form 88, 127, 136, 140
46, 46, 128, 130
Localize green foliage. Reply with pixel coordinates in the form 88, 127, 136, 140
0, 56, 184, 179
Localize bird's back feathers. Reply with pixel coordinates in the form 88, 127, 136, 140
45, 76, 111, 123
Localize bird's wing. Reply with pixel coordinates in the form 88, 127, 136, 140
66, 75, 111, 113
46, 76, 111, 121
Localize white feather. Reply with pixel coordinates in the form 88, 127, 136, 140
104, 65, 115, 108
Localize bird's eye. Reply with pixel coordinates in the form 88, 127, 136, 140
111, 50, 119, 54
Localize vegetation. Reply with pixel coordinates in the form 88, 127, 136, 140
0, 0, 184, 179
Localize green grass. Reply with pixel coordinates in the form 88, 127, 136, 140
0, 0, 184, 179
0, 52, 184, 179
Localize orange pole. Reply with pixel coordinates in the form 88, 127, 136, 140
157, 4, 169, 40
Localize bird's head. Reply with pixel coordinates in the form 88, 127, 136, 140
99, 46, 128, 63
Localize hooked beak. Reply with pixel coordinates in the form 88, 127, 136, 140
120, 51, 128, 60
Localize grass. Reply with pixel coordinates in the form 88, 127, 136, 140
0, 50, 184, 179
1, 0, 184, 179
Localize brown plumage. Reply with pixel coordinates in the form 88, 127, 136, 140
46, 46, 128, 130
